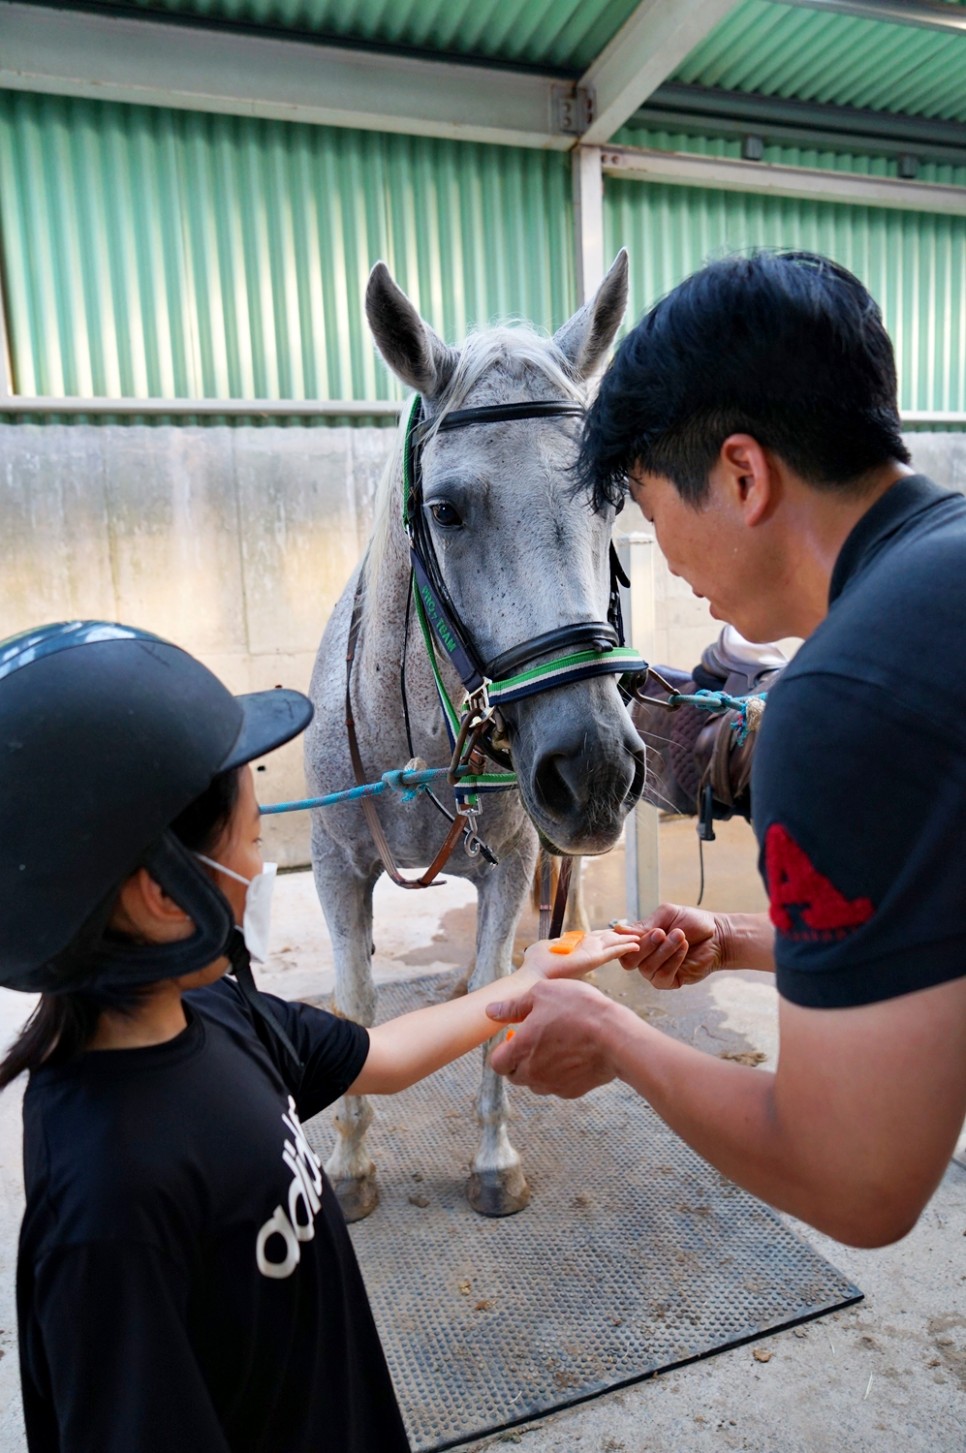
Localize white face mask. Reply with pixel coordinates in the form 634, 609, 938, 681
195, 854, 278, 964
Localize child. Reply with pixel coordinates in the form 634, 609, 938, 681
0, 621, 640, 1453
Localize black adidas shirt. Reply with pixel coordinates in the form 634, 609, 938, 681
17, 977, 411, 1452
753, 474, 966, 1008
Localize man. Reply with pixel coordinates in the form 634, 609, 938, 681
487, 250, 966, 1248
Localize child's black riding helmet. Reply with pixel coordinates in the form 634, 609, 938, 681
0, 621, 313, 994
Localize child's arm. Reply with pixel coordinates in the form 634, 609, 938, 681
347, 929, 641, 1095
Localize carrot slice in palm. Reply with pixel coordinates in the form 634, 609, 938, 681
548, 930, 586, 955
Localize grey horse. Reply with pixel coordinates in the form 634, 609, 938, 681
304, 252, 644, 1220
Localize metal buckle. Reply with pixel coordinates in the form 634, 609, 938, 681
448, 684, 495, 785
626, 666, 683, 709
458, 800, 484, 857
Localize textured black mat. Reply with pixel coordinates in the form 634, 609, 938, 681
304, 974, 861, 1451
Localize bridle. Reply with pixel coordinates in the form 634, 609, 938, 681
345, 390, 649, 898
403, 393, 647, 762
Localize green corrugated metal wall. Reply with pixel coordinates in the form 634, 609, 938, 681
2, 90, 965, 419
606, 130, 966, 417
0, 92, 575, 402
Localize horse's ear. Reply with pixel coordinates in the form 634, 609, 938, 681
366, 262, 459, 399
552, 249, 629, 380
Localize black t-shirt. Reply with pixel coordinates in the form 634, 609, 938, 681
17, 977, 411, 1453
752, 474, 966, 1009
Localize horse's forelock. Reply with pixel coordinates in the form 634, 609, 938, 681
425, 325, 583, 437
363, 326, 584, 613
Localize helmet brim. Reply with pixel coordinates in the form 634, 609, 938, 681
221, 689, 314, 771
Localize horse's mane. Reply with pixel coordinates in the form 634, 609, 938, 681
362, 324, 584, 616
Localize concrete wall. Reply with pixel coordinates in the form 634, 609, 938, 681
2, 424, 962, 867
0, 423, 390, 867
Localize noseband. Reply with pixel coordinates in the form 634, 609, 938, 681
402, 394, 647, 740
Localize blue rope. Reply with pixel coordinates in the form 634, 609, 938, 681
669, 689, 768, 747
260, 765, 461, 816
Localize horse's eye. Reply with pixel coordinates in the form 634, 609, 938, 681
430, 502, 462, 528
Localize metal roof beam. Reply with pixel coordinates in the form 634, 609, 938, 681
601, 144, 966, 215
0, 3, 579, 150
578, 0, 744, 145
773, 0, 966, 34
634, 82, 966, 167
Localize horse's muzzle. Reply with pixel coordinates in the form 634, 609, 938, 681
519, 704, 646, 855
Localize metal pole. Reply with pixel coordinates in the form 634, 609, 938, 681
572, 145, 605, 306
0, 258, 12, 398
616, 531, 660, 921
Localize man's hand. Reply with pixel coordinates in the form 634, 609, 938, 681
614, 903, 725, 988
486, 978, 622, 1097
522, 927, 642, 982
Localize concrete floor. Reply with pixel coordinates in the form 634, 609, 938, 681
0, 816, 962, 1451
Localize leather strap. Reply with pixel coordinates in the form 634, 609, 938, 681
486, 622, 618, 684
537, 852, 574, 940
436, 400, 584, 432
345, 576, 464, 889
548, 856, 573, 940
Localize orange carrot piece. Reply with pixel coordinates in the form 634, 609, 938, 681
548, 930, 586, 955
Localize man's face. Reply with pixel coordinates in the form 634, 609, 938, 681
627, 467, 773, 642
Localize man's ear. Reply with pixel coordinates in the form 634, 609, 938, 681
113, 868, 194, 943
718, 434, 776, 526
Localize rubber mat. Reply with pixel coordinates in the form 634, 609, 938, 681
304, 974, 861, 1451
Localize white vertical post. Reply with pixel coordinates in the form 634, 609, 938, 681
616, 531, 660, 921
572, 145, 604, 305
0, 268, 12, 397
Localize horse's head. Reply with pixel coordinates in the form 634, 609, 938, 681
365, 255, 645, 855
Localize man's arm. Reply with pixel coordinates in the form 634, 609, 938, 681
487, 973, 966, 1247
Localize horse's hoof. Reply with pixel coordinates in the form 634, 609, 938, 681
466, 1165, 531, 1217
332, 1175, 380, 1223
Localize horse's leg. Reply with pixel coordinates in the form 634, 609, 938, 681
311, 837, 381, 1222
466, 832, 538, 1217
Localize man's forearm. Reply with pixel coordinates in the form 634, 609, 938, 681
601, 1002, 786, 1202
718, 911, 776, 972
595, 995, 910, 1246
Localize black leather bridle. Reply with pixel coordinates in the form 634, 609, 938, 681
403, 394, 643, 710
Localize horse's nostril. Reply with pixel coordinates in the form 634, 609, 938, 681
533, 752, 580, 819
533, 741, 641, 821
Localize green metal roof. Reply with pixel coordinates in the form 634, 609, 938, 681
80, 0, 642, 72
56, 0, 966, 140
672, 0, 966, 124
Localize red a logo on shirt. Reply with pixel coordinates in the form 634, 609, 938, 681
765, 823, 874, 937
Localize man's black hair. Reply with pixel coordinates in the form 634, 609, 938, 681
576, 249, 911, 511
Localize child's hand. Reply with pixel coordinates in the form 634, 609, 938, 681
522, 928, 643, 982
